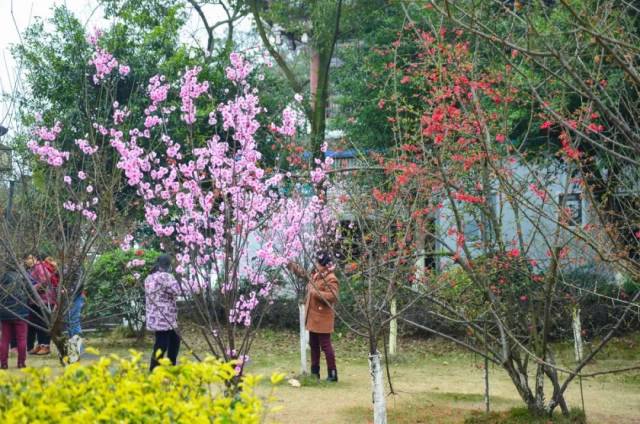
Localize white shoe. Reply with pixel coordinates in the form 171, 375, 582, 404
77, 337, 84, 356
67, 335, 80, 364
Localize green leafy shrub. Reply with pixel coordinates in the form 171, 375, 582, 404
0, 351, 283, 423
86, 248, 161, 334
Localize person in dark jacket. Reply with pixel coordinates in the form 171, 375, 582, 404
0, 268, 30, 369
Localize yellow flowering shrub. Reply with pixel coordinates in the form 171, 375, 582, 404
0, 350, 284, 423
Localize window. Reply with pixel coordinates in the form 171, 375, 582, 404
558, 193, 582, 226
423, 218, 437, 270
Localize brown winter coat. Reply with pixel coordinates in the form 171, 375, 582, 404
305, 270, 339, 334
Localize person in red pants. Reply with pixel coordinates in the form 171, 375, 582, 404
0, 268, 30, 369
289, 251, 340, 382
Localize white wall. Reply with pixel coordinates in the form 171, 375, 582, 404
436, 162, 595, 271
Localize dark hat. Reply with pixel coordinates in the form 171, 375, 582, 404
315, 250, 333, 267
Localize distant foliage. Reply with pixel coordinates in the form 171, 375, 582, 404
86, 248, 161, 332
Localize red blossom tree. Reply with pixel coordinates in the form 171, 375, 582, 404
357, 23, 640, 418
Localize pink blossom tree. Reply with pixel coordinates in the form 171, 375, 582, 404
25, 32, 333, 375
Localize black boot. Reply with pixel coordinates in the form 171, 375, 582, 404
326, 369, 338, 382
311, 365, 320, 379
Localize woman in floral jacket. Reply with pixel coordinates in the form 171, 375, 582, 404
145, 255, 181, 371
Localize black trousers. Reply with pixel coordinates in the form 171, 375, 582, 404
27, 305, 51, 349
150, 329, 180, 371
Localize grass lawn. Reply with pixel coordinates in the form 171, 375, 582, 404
5, 329, 640, 423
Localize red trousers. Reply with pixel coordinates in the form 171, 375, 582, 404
0, 320, 27, 368
309, 331, 336, 370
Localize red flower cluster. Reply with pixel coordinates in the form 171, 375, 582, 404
453, 192, 485, 204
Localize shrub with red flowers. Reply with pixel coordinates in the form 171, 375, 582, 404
350, 22, 640, 418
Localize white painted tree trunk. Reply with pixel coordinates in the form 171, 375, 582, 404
388, 297, 397, 356
369, 351, 387, 424
572, 306, 587, 413
299, 302, 309, 375
572, 307, 583, 362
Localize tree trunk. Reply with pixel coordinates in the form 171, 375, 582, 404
484, 355, 490, 412
369, 351, 387, 424
503, 360, 541, 415
298, 302, 309, 375
572, 306, 586, 414
572, 307, 584, 363
388, 297, 397, 356
534, 364, 546, 413
309, 46, 331, 159
50, 318, 68, 366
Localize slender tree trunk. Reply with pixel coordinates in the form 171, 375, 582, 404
572, 307, 584, 363
572, 306, 586, 414
50, 316, 68, 365
298, 301, 309, 375
483, 321, 490, 413
534, 364, 545, 413
484, 355, 490, 413
369, 351, 387, 424
388, 297, 397, 356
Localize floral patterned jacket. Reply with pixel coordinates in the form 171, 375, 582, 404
144, 271, 180, 331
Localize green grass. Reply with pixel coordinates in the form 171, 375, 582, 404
7, 328, 638, 423
465, 407, 586, 424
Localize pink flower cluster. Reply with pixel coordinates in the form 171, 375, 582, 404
85, 27, 103, 46
229, 292, 259, 326
62, 200, 97, 221
113, 102, 130, 125
27, 122, 70, 167
90, 48, 119, 84
82, 209, 97, 221
309, 143, 335, 184
120, 234, 134, 251
179, 67, 209, 124
225, 52, 252, 83
126, 259, 146, 268
27, 142, 69, 167
148, 75, 169, 106
88, 30, 129, 83
257, 194, 337, 270
28, 121, 98, 224
270, 106, 298, 137
118, 65, 130, 76
75, 138, 99, 155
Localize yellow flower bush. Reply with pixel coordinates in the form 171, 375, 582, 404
0, 350, 283, 423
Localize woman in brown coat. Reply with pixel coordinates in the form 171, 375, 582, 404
289, 251, 340, 382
